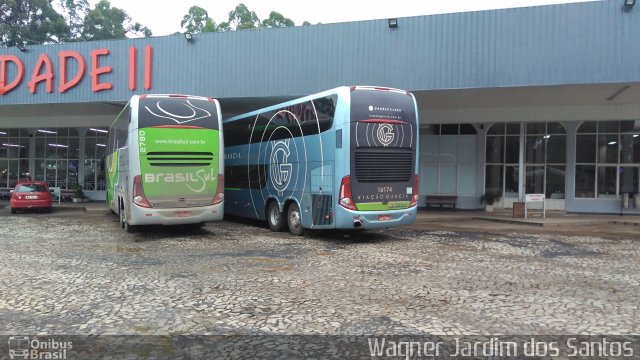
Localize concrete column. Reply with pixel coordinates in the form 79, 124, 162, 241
78, 128, 86, 188
564, 122, 578, 212
28, 129, 36, 180
476, 124, 487, 208
518, 123, 526, 201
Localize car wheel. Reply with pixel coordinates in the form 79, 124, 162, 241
287, 202, 304, 236
45, 207, 52, 213
10, 207, 16, 214
267, 201, 284, 232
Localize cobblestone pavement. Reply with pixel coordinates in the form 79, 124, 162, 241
1, 209, 639, 336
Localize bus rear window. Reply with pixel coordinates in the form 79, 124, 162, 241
139, 98, 219, 129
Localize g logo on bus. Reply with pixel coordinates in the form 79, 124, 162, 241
377, 124, 395, 147
270, 140, 293, 196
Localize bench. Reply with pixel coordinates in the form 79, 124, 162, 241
425, 195, 457, 211
51, 188, 75, 202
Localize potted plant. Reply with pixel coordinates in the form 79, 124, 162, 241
480, 188, 502, 212
72, 184, 85, 203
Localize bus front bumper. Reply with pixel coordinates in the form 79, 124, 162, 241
334, 207, 417, 230
129, 203, 224, 226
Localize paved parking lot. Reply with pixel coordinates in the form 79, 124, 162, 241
0, 207, 639, 336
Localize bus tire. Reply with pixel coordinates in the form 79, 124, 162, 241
266, 201, 284, 232
10, 207, 16, 214
287, 202, 304, 236
119, 202, 126, 229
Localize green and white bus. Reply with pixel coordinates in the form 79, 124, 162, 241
106, 94, 224, 231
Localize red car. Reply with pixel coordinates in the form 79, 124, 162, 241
10, 181, 53, 214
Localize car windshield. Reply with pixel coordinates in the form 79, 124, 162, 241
17, 184, 47, 192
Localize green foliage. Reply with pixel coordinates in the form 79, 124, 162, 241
227, 3, 260, 30
56, 0, 89, 41
480, 189, 503, 206
72, 183, 85, 199
261, 11, 294, 28
0, 0, 151, 47
179, 3, 299, 35
181, 6, 210, 33
81, 0, 147, 41
0, 0, 69, 47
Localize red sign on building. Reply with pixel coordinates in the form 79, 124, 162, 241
0, 45, 153, 95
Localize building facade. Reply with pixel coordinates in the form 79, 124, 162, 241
1, 0, 639, 212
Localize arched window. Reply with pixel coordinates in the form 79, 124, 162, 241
576, 121, 640, 198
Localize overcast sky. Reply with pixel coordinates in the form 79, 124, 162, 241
90, 0, 601, 36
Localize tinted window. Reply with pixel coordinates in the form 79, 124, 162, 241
224, 165, 267, 189
17, 184, 47, 192
350, 89, 417, 149
350, 89, 416, 125
108, 105, 130, 153
224, 96, 336, 147
139, 98, 219, 129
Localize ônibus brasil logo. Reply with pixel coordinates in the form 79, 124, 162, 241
270, 140, 293, 196
8, 336, 72, 359
144, 168, 216, 193
377, 124, 395, 147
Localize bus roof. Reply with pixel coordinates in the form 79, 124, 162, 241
135, 94, 218, 102
223, 86, 409, 124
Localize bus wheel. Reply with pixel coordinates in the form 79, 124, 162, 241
287, 202, 304, 236
119, 205, 125, 229
267, 201, 284, 232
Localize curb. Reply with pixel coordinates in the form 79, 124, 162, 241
611, 220, 640, 227
473, 217, 544, 227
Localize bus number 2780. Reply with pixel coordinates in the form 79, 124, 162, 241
139, 130, 146, 153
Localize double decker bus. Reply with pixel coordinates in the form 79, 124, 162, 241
223, 86, 419, 236
106, 94, 224, 231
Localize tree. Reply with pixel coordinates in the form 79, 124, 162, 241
179, 3, 302, 34
227, 3, 260, 30
81, 0, 151, 41
261, 11, 294, 28
180, 5, 209, 33
0, 0, 69, 47
55, 0, 89, 41
180, 5, 224, 33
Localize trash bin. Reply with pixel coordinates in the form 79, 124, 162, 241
513, 202, 525, 218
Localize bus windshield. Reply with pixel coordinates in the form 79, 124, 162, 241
139, 97, 220, 129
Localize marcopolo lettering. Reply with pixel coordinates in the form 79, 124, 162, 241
0, 45, 153, 95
